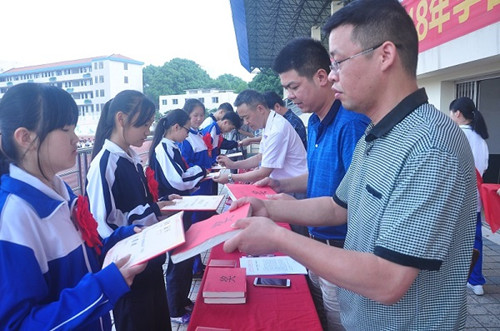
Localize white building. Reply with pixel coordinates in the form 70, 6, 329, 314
0, 54, 144, 136
159, 89, 238, 114
403, 0, 500, 183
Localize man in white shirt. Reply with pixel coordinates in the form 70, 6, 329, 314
214, 89, 307, 184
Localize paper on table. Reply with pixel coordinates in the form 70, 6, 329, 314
161, 195, 225, 211
102, 212, 185, 268
239, 256, 307, 275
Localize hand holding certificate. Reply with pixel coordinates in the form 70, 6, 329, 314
103, 212, 185, 268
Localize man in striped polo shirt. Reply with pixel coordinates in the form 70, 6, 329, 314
224, 0, 476, 329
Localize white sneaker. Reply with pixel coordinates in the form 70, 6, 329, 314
467, 282, 484, 296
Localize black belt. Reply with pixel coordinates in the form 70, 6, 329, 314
309, 234, 345, 248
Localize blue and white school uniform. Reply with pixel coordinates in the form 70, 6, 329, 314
150, 137, 206, 198
461, 124, 489, 286
179, 129, 213, 170
0, 164, 129, 331
86, 139, 160, 238
179, 129, 214, 197
151, 137, 206, 318
201, 122, 238, 164
86, 139, 170, 331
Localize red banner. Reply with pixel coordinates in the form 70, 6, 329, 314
402, 0, 500, 52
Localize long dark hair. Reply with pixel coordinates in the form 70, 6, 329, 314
182, 99, 205, 116
92, 90, 156, 159
0, 83, 78, 180
449, 97, 489, 140
148, 109, 189, 165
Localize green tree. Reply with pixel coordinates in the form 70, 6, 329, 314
247, 68, 282, 96
143, 58, 214, 107
213, 74, 248, 93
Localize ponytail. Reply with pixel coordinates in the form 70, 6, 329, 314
92, 99, 114, 160
148, 117, 169, 166
471, 110, 489, 140
449, 97, 489, 140
148, 109, 189, 166
92, 90, 156, 160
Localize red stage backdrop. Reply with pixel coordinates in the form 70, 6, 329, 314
402, 0, 500, 52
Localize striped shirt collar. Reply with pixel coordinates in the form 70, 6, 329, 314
365, 88, 428, 142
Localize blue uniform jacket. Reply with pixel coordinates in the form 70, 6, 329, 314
0, 165, 131, 330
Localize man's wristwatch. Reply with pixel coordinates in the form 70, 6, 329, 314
228, 173, 234, 184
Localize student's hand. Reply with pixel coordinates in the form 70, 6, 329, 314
223, 217, 281, 255
168, 194, 182, 201
212, 173, 229, 184
216, 155, 233, 168
229, 197, 269, 217
266, 193, 296, 201
115, 255, 148, 287
254, 177, 282, 192
157, 200, 175, 209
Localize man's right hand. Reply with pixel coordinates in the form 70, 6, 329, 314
254, 177, 282, 192
229, 197, 270, 218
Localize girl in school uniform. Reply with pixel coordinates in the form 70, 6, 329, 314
179, 99, 217, 279
0, 83, 145, 330
148, 108, 207, 324
449, 97, 490, 296
149, 109, 206, 199
86, 90, 172, 331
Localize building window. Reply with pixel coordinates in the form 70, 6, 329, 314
199, 97, 204, 103
173, 99, 178, 105
100, 90, 105, 97
99, 76, 104, 83
162, 100, 167, 105
99, 62, 103, 69
124, 76, 129, 84
212, 97, 219, 103
96, 104, 100, 112
124, 63, 128, 70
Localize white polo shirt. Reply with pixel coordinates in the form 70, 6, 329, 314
259, 110, 307, 180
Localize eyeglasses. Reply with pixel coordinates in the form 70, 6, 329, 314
329, 42, 384, 73
182, 126, 191, 132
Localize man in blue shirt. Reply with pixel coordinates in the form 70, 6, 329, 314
259, 37, 369, 330
264, 91, 307, 150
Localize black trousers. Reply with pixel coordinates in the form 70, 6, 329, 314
113, 255, 171, 331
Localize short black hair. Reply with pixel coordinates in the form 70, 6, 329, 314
272, 38, 331, 78
263, 91, 285, 109
222, 111, 242, 130
218, 102, 234, 113
234, 89, 267, 109
323, 0, 418, 78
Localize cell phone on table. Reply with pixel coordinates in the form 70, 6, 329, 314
253, 277, 291, 288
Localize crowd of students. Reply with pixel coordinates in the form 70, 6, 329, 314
0, 1, 492, 330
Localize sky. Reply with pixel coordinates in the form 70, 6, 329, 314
0, 0, 255, 81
